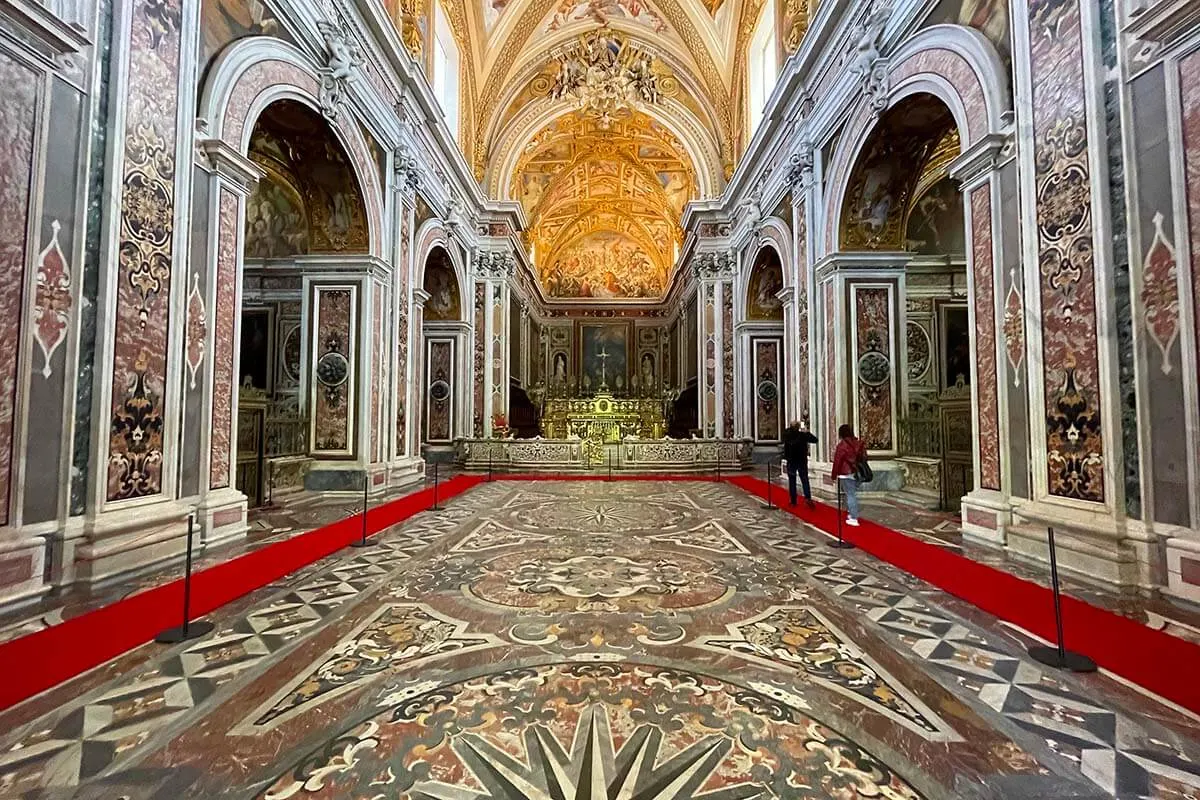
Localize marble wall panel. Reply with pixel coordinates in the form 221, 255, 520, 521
721, 284, 734, 437
473, 283, 485, 437
1182, 50, 1200, 528
25, 77, 85, 524
106, 0, 184, 502
411, 304, 423, 450
889, 49, 988, 146
311, 287, 355, 456
704, 285, 716, 433
396, 206, 410, 457
1130, 65, 1189, 527
426, 339, 453, 441
1027, 0, 1107, 503
371, 286, 383, 463
824, 281, 836, 459
0, 50, 37, 525
491, 286, 504, 422
753, 339, 782, 441
971, 186, 1001, 491
209, 190, 238, 490
998, 163, 1030, 499
852, 284, 895, 452
796, 198, 810, 425
179, 167, 210, 498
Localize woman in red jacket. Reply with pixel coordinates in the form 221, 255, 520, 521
831, 424, 866, 526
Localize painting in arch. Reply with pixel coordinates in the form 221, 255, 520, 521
0, 1, 1199, 798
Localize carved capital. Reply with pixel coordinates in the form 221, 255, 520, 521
691, 250, 736, 281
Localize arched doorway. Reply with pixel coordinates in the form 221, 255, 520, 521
234, 99, 371, 507
834, 92, 972, 510
420, 245, 467, 451
738, 245, 786, 444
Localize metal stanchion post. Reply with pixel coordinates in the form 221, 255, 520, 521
350, 474, 378, 548
828, 478, 855, 549
488, 449, 493, 482
429, 461, 445, 513
760, 460, 777, 510
156, 514, 214, 643
1028, 527, 1096, 672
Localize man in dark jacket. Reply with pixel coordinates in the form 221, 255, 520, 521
781, 421, 818, 509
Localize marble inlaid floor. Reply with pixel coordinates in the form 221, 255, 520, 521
1, 480, 1198, 799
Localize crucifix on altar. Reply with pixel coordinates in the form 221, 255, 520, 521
596, 346, 610, 391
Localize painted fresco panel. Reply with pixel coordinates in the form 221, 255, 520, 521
107, 0, 184, 502
578, 323, 631, 394
311, 287, 355, 456
1026, 0, 1106, 502
0, 51, 38, 524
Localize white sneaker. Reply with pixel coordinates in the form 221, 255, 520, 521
846, 518, 860, 526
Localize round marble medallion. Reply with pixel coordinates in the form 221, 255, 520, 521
259, 662, 926, 799
468, 551, 729, 612
315, 351, 349, 387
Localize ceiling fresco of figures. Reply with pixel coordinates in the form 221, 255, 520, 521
514, 110, 695, 300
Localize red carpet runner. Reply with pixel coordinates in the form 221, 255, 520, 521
4, 472, 1198, 718
0, 475, 484, 712
727, 474, 1200, 716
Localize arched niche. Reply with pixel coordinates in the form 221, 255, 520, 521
422, 246, 463, 322
244, 99, 370, 259
745, 245, 785, 321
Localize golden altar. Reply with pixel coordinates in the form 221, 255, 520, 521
541, 393, 666, 442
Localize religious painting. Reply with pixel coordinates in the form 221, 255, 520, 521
541, 232, 665, 300
248, 100, 369, 254
904, 178, 965, 255
746, 247, 785, 320
940, 304, 972, 390
840, 96, 957, 251
199, 0, 290, 84
925, 0, 1011, 68
239, 308, 273, 391
545, 0, 669, 34
244, 171, 309, 259
657, 170, 692, 215
483, 0, 515, 33
578, 323, 631, 394
423, 250, 461, 321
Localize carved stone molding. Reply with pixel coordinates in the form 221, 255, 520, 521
394, 142, 421, 193
316, 18, 363, 123
476, 250, 516, 279
691, 251, 736, 281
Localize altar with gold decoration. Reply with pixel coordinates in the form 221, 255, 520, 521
540, 393, 666, 441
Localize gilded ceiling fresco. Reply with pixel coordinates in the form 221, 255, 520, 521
245, 100, 369, 257
514, 110, 695, 300
840, 94, 959, 252
541, 0, 671, 36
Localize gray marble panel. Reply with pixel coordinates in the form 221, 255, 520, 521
178, 167, 210, 500
998, 163, 1029, 499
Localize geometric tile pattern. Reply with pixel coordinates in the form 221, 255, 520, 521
0, 525, 445, 794
694, 605, 963, 741
241, 602, 502, 731
755, 516, 1200, 799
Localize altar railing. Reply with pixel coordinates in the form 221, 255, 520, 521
455, 436, 753, 473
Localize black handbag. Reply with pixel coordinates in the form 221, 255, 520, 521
854, 456, 873, 483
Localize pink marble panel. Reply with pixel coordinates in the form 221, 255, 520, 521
965, 507, 997, 530
824, 282, 836, 459
427, 339, 453, 441
889, 48, 987, 146
754, 339, 781, 440
853, 285, 893, 451
1182, 51, 1200, 396
0, 555, 32, 589
1028, 0, 1106, 503
412, 305, 424, 447
209, 190, 238, 490
222, 60, 318, 148
0, 52, 37, 525
795, 198, 810, 424
721, 284, 734, 437
1181, 557, 1200, 586
107, 0, 184, 502
371, 287, 382, 463
312, 289, 354, 455
473, 283, 486, 437
396, 208, 410, 456
971, 186, 1001, 491
212, 507, 243, 527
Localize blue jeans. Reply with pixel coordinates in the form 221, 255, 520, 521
787, 463, 810, 505
839, 476, 860, 519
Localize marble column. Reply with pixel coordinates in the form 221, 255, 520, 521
475, 251, 513, 436
191, 140, 261, 546
389, 155, 422, 485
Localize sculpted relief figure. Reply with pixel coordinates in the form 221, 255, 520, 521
317, 20, 364, 121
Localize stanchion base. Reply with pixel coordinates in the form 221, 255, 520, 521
349, 538, 379, 548
426, 506, 446, 513
1028, 646, 1096, 673
827, 540, 856, 549
155, 620, 214, 644
760, 503, 778, 511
